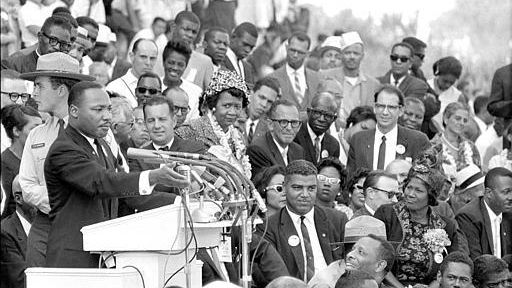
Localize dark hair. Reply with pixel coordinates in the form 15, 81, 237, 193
485, 167, 512, 190
365, 234, 395, 273
132, 38, 157, 53
473, 96, 490, 115
362, 170, 396, 196
68, 81, 103, 106
404, 96, 425, 110
76, 16, 99, 30
268, 99, 298, 119
345, 106, 376, 129
502, 254, 512, 271
284, 160, 317, 183
53, 12, 78, 29
201, 87, 248, 113
253, 165, 286, 199
473, 255, 509, 288
402, 37, 427, 51
162, 39, 192, 63
152, 17, 166, 26
1, 104, 41, 140
174, 11, 200, 26
204, 27, 229, 42
142, 95, 175, 118
346, 168, 371, 193
137, 71, 162, 89
374, 84, 405, 106
433, 56, 462, 79
41, 15, 73, 35
335, 269, 375, 288
310, 92, 337, 110
317, 157, 347, 188
52, 6, 71, 15
288, 31, 312, 50
253, 77, 280, 95
233, 22, 258, 39
49, 77, 79, 92
391, 42, 414, 57
439, 251, 474, 276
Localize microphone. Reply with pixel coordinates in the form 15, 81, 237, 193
252, 189, 267, 213
127, 148, 211, 161
190, 166, 231, 195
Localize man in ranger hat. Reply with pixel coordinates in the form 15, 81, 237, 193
17, 52, 95, 267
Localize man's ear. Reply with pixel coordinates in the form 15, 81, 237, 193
12, 126, 21, 138
69, 104, 79, 118
376, 259, 387, 273
13, 191, 23, 205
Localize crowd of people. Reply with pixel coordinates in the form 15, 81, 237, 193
1, 1, 511, 288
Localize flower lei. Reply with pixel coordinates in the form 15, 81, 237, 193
208, 112, 252, 179
439, 134, 474, 171
423, 228, 451, 256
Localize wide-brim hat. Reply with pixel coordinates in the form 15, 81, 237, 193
20, 52, 95, 82
342, 215, 386, 243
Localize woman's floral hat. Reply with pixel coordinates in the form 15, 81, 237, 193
203, 70, 250, 101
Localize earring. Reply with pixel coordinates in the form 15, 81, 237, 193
212, 107, 216, 113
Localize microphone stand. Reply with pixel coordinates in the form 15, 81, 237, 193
175, 165, 192, 288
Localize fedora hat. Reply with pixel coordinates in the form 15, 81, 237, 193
343, 215, 386, 243
456, 163, 484, 190
20, 52, 95, 82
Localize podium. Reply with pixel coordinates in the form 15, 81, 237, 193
80, 201, 230, 288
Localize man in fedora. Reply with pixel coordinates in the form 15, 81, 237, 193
308, 216, 396, 288
17, 52, 95, 267
320, 31, 381, 124
449, 164, 485, 214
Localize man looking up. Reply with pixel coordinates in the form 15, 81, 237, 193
203, 27, 230, 72
321, 31, 380, 123
245, 77, 280, 145
106, 39, 159, 108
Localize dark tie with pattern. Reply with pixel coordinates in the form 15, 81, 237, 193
57, 118, 65, 135
314, 136, 321, 163
377, 135, 386, 169
248, 122, 255, 144
300, 215, 315, 282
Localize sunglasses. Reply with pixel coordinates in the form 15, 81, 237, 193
415, 53, 425, 61
271, 119, 302, 129
264, 184, 284, 193
307, 108, 337, 122
136, 87, 161, 95
317, 174, 341, 185
174, 105, 189, 115
1, 91, 31, 102
390, 54, 410, 63
371, 186, 399, 199
40, 31, 72, 52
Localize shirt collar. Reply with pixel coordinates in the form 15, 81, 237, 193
286, 63, 305, 75
364, 203, 375, 215
226, 48, 239, 65
286, 205, 315, 224
247, 118, 259, 130
16, 211, 31, 236
484, 199, 503, 222
126, 68, 139, 84
390, 73, 406, 86
375, 123, 398, 139
271, 135, 288, 155
152, 138, 175, 151
307, 122, 324, 143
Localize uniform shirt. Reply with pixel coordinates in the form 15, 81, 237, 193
339, 73, 374, 121
373, 124, 398, 170
106, 69, 139, 108
286, 207, 328, 274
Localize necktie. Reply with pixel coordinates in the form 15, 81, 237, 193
282, 149, 288, 166
159, 146, 170, 151
314, 136, 321, 163
494, 216, 502, 258
57, 118, 65, 135
294, 71, 303, 105
94, 139, 108, 168
248, 122, 255, 144
394, 77, 399, 87
377, 135, 386, 169
300, 216, 315, 282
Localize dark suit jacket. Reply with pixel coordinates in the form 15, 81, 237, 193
243, 116, 270, 146
293, 123, 340, 165
347, 125, 431, 176
257, 206, 347, 280
455, 197, 512, 260
247, 131, 305, 178
0, 213, 27, 288
223, 57, 255, 88
268, 65, 321, 112
111, 58, 132, 81
488, 64, 512, 148
122, 137, 207, 214
378, 71, 429, 99
1, 50, 38, 73
44, 125, 144, 268
197, 248, 239, 285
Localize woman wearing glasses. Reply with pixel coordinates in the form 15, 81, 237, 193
374, 165, 463, 287
1, 104, 42, 219
252, 165, 286, 217
176, 70, 252, 178
315, 157, 350, 216
429, 56, 463, 127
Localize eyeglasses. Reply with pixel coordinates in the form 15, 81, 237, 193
307, 108, 337, 122
370, 186, 399, 199
264, 184, 284, 193
390, 54, 410, 63
1, 91, 31, 102
136, 87, 161, 95
317, 174, 341, 185
375, 103, 401, 113
271, 119, 302, 129
414, 53, 425, 61
40, 31, 73, 52
485, 278, 512, 288
174, 105, 189, 115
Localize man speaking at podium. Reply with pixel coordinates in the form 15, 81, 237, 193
44, 81, 190, 268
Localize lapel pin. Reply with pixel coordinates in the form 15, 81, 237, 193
321, 150, 329, 158
288, 235, 300, 247
396, 144, 406, 155
321, 233, 326, 238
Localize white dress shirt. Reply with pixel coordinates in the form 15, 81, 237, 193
246, 118, 260, 136
286, 207, 328, 276
373, 125, 399, 170
484, 200, 502, 258
390, 74, 405, 87
307, 123, 324, 148
16, 211, 32, 236
364, 203, 375, 216
106, 69, 139, 108
286, 64, 307, 96
272, 136, 289, 165
474, 116, 489, 134
226, 48, 245, 80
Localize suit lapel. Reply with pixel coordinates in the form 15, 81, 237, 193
396, 126, 408, 159
366, 129, 375, 168
314, 207, 333, 264
298, 124, 315, 160
280, 209, 305, 278
266, 132, 286, 166
13, 214, 28, 256
278, 67, 300, 107
399, 76, 411, 92
480, 199, 495, 254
